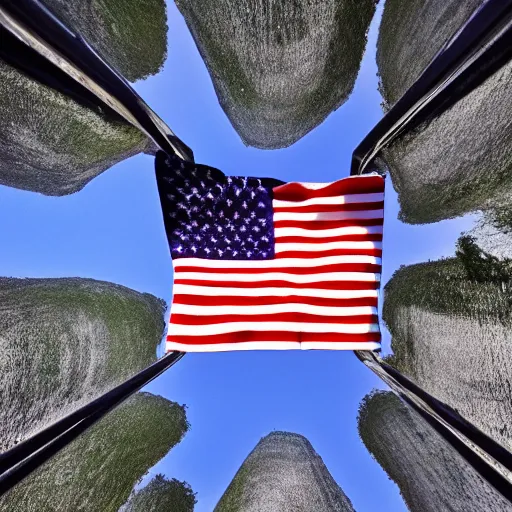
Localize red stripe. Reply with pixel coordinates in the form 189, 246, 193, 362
175, 263, 381, 275
273, 201, 384, 213
167, 331, 381, 345
174, 279, 379, 290
170, 313, 378, 325
273, 176, 385, 201
273, 218, 383, 229
275, 234, 382, 244
172, 294, 379, 308
275, 249, 382, 259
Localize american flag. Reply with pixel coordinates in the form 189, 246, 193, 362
155, 152, 384, 352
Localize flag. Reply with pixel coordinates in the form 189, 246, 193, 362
155, 152, 384, 352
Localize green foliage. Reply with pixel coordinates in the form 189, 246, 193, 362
44, 0, 168, 81
0, 277, 166, 451
0, 393, 190, 512
176, 0, 377, 148
0, 60, 149, 195
357, 390, 400, 463
377, 0, 482, 107
383, 237, 512, 373
456, 235, 512, 288
122, 474, 197, 512
487, 205, 512, 234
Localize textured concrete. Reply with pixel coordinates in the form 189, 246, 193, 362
376, 0, 511, 224
44, 0, 168, 81
215, 431, 354, 512
0, 61, 152, 196
0, 277, 165, 451
0, 392, 189, 512
177, 0, 376, 149
383, 259, 512, 452
358, 391, 512, 511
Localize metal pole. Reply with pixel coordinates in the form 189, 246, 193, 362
355, 350, 512, 501
0, 0, 194, 162
0, 351, 184, 495
350, 0, 512, 175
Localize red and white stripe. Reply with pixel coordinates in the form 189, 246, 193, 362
166, 174, 384, 352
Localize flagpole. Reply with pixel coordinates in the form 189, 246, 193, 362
354, 350, 512, 501
0, 0, 194, 162
0, 351, 184, 495
350, 0, 512, 176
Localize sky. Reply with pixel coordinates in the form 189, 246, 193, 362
0, 1, 476, 510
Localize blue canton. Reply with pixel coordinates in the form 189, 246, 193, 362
155, 153, 277, 260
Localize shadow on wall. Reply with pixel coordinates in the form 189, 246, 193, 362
0, 0, 169, 196
376, 0, 512, 225
358, 390, 512, 512
176, 0, 377, 149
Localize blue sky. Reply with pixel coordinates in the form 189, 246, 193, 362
0, 1, 476, 510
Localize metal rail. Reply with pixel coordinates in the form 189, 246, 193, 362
350, 0, 512, 175
0, 351, 184, 495
0, 0, 193, 162
355, 350, 512, 502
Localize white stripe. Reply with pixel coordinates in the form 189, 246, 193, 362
168, 322, 381, 336
273, 192, 384, 208
300, 342, 380, 351
275, 241, 382, 253
166, 341, 380, 352
174, 271, 379, 283
274, 225, 383, 239
173, 284, 379, 298
167, 341, 301, 352
273, 210, 383, 221
171, 304, 377, 316
173, 255, 381, 269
